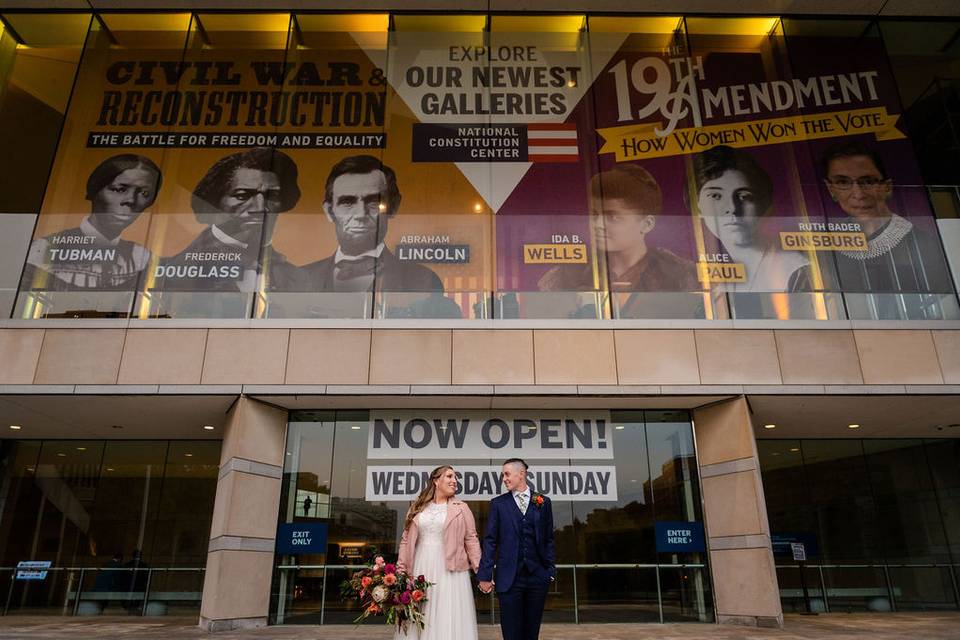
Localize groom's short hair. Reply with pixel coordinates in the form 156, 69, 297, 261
503, 458, 528, 471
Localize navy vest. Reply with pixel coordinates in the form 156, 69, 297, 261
517, 508, 540, 573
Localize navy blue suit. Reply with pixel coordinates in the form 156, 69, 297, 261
477, 491, 556, 640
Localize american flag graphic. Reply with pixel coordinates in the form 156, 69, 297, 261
527, 123, 579, 163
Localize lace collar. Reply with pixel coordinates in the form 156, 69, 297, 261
841, 213, 913, 260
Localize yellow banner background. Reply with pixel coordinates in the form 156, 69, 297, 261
598, 107, 905, 162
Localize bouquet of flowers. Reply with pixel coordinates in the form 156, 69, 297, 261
340, 555, 432, 632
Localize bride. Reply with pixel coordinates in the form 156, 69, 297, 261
396, 465, 480, 640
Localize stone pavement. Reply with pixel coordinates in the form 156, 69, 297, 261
0, 613, 958, 639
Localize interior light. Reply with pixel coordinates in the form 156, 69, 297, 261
76, 447, 86, 451
184, 453, 193, 457
771, 452, 781, 456
295, 14, 389, 33
56, 453, 66, 457
492, 14, 585, 33
588, 16, 682, 35
351, 426, 361, 430
615, 425, 625, 430
9, 425, 21, 430
763, 424, 776, 429
567, 79, 577, 88
393, 14, 487, 33
106, 468, 114, 472
473, 203, 483, 213
789, 447, 800, 452
686, 16, 780, 37
203, 425, 215, 431
848, 424, 861, 430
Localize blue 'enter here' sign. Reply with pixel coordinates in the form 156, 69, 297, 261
654, 521, 705, 553
276, 523, 328, 555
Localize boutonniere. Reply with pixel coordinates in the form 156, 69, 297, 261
532, 494, 545, 508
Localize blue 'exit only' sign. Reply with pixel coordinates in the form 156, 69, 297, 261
275, 522, 328, 555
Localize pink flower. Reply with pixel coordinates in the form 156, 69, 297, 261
374, 556, 385, 566
399, 591, 412, 605
384, 563, 396, 574
383, 573, 397, 586
412, 589, 424, 602
361, 576, 372, 588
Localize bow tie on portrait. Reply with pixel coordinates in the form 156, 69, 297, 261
334, 255, 379, 280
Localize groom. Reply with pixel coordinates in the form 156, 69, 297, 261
477, 458, 555, 640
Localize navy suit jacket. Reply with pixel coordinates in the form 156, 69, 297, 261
477, 492, 556, 593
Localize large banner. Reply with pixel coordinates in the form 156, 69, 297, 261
13, 19, 956, 320
368, 411, 614, 460
366, 465, 618, 501
365, 411, 617, 502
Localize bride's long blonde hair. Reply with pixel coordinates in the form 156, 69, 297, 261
403, 465, 453, 532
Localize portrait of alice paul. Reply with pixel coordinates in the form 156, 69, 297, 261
690, 145, 812, 293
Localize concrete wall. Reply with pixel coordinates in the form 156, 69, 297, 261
0, 327, 957, 389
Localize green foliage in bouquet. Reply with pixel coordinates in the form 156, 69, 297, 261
340, 554, 433, 632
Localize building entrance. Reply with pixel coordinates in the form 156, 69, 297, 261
269, 409, 713, 625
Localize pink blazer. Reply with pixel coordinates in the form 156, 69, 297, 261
397, 499, 481, 574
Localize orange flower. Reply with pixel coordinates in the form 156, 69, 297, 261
366, 603, 381, 614
361, 576, 372, 588
383, 573, 397, 586
412, 589, 424, 602
534, 494, 545, 507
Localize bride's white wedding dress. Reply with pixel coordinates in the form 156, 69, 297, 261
396, 502, 478, 640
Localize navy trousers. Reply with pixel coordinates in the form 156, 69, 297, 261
497, 566, 550, 640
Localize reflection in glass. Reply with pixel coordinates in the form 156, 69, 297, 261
575, 567, 659, 622
0, 13, 90, 215
760, 437, 960, 612
0, 439, 219, 616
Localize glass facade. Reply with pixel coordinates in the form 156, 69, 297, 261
0, 12, 957, 321
0, 439, 220, 616
759, 438, 960, 614
269, 409, 712, 624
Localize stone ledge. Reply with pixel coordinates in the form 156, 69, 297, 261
208, 535, 275, 553
218, 457, 283, 480
199, 615, 268, 632
708, 534, 771, 551
699, 457, 757, 478
717, 613, 784, 628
